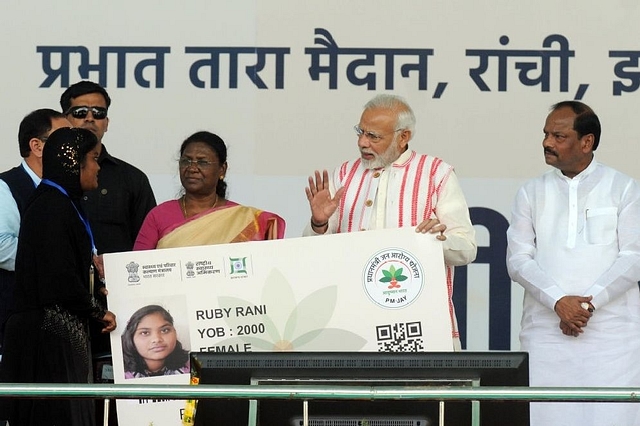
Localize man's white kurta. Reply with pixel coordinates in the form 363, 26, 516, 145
507, 158, 640, 425
304, 149, 477, 346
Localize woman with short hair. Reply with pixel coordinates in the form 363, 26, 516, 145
134, 131, 285, 250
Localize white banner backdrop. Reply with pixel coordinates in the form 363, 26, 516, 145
1, 1, 639, 351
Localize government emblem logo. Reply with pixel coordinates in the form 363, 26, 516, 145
126, 261, 140, 284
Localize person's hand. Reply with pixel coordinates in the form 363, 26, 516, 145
559, 320, 578, 337
304, 170, 344, 232
101, 310, 117, 333
416, 217, 447, 241
554, 295, 594, 336
93, 254, 105, 282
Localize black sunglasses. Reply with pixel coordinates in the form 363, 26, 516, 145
65, 106, 108, 120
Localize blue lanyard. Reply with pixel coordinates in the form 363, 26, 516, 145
41, 179, 97, 256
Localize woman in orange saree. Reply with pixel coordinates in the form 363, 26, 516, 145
133, 131, 284, 250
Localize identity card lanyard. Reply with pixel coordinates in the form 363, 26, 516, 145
41, 179, 98, 294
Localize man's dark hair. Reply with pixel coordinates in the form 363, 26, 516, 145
17, 108, 66, 158
59, 80, 111, 112
551, 100, 601, 151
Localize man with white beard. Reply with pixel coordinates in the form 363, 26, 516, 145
303, 94, 476, 349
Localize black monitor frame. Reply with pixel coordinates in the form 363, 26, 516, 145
191, 351, 529, 426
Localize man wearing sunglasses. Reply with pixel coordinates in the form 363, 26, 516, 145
0, 109, 71, 353
304, 94, 477, 350
60, 80, 156, 425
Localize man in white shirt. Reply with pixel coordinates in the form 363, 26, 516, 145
507, 101, 640, 425
304, 94, 477, 349
0, 109, 71, 351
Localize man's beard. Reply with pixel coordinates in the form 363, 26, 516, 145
360, 137, 401, 169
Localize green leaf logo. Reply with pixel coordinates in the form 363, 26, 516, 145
378, 265, 408, 289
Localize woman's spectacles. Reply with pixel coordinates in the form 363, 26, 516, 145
179, 158, 217, 170
65, 106, 108, 120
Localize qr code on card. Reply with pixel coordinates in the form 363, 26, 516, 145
376, 321, 424, 352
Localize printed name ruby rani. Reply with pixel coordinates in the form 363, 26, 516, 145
195, 304, 267, 320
